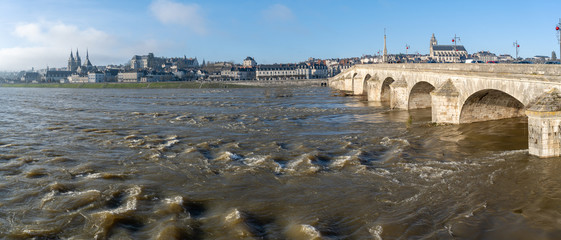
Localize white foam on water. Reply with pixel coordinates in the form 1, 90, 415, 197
243, 156, 266, 167
330, 154, 360, 170
216, 151, 244, 162
112, 187, 140, 214
299, 224, 321, 239
380, 137, 410, 147
163, 196, 184, 205
402, 163, 455, 181
84, 173, 102, 179
224, 208, 243, 224
368, 224, 383, 240
286, 156, 320, 174
285, 223, 321, 239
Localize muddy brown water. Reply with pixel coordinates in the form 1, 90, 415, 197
0, 87, 559, 239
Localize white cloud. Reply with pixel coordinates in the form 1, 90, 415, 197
14, 21, 113, 48
150, 0, 207, 35
262, 4, 295, 22
0, 21, 125, 71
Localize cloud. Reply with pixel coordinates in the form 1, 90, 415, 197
262, 4, 295, 22
150, 0, 207, 35
0, 21, 125, 71
14, 21, 114, 48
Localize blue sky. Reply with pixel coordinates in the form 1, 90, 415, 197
0, 0, 560, 70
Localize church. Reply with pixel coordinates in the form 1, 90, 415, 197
429, 34, 468, 63
68, 49, 94, 75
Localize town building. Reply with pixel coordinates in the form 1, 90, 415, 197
498, 54, 514, 62
163, 57, 199, 70
140, 72, 174, 82
221, 67, 255, 81
118, 71, 145, 82
88, 72, 106, 83
473, 51, 498, 62
44, 70, 72, 83
21, 72, 40, 83
256, 64, 308, 80
130, 53, 165, 70
308, 62, 328, 79
243, 57, 257, 67
68, 73, 89, 83
429, 33, 468, 63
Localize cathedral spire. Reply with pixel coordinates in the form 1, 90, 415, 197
84, 48, 93, 68
75, 49, 81, 67
383, 28, 388, 63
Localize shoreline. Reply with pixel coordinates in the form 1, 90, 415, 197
0, 79, 327, 89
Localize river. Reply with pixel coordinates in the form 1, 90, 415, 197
0, 86, 559, 239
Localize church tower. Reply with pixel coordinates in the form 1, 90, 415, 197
83, 49, 93, 70
75, 49, 82, 67
68, 50, 75, 71
430, 33, 437, 57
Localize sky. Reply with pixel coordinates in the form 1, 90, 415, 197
0, 0, 560, 71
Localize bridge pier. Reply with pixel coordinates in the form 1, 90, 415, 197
366, 80, 380, 102
390, 80, 408, 109
430, 80, 460, 124
526, 88, 561, 158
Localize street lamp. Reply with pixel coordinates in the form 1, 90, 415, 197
513, 41, 520, 60
452, 34, 461, 62
556, 18, 561, 60
452, 34, 461, 51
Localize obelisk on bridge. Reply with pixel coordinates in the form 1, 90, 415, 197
383, 28, 388, 63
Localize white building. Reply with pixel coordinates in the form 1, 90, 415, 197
309, 62, 328, 79
220, 67, 254, 80
498, 54, 514, 62
88, 72, 105, 83
256, 64, 309, 80
118, 71, 145, 82
473, 51, 498, 62
243, 57, 257, 67
68, 74, 89, 83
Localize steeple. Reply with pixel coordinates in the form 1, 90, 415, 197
68, 49, 75, 61
430, 33, 437, 57
68, 49, 76, 71
75, 49, 81, 67
84, 49, 93, 67
383, 28, 388, 63
430, 33, 437, 46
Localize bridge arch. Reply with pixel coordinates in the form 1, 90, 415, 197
408, 81, 435, 109
459, 89, 525, 123
381, 77, 395, 102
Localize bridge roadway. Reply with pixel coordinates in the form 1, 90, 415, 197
329, 63, 561, 158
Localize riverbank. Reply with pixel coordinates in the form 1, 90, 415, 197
0, 82, 250, 89
0, 79, 327, 89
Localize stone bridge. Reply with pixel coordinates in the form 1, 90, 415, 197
329, 64, 561, 158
